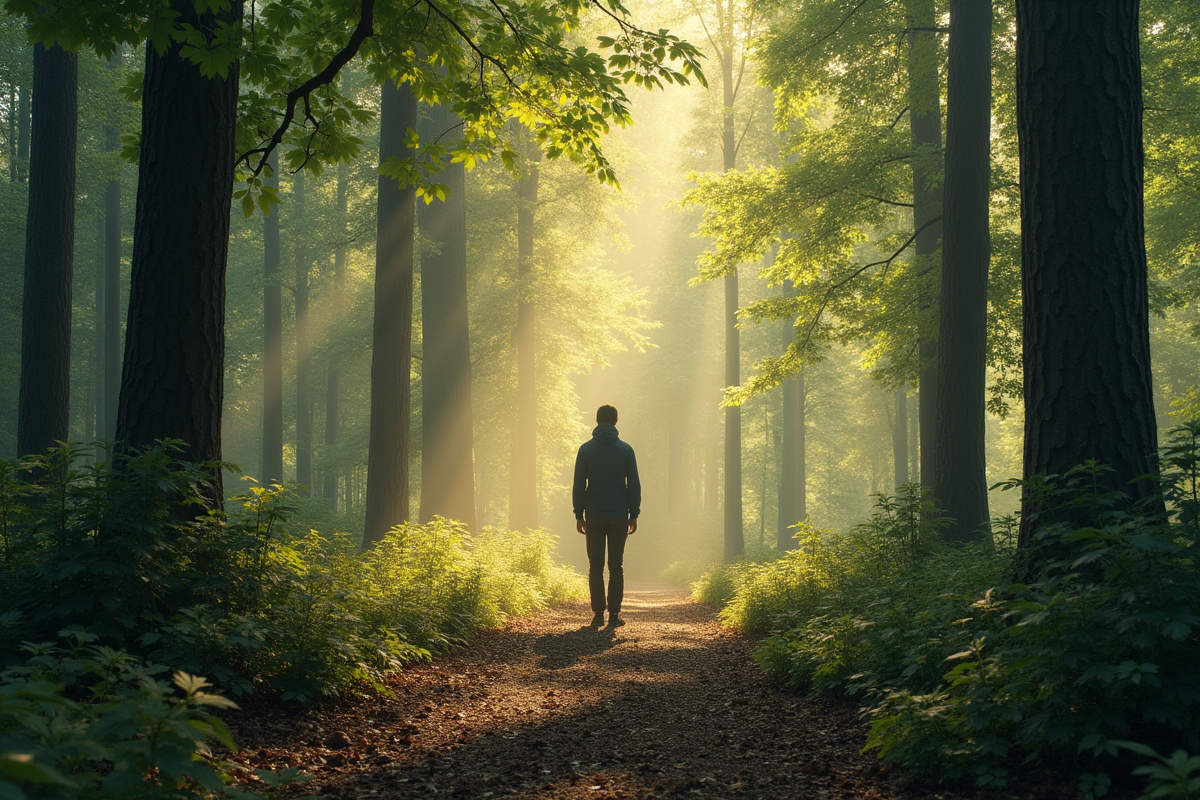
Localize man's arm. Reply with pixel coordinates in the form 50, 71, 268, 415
626, 446, 641, 534
572, 446, 587, 533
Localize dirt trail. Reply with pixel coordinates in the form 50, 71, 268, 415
232, 588, 981, 799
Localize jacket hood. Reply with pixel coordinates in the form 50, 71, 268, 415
591, 423, 620, 442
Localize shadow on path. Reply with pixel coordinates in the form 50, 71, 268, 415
533, 625, 618, 670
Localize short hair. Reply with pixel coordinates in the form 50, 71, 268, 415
596, 404, 618, 425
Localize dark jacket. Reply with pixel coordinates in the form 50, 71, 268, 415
572, 424, 641, 521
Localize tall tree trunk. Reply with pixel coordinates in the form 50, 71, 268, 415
418, 103, 476, 528
934, 0, 992, 543
93, 215, 104, 444
778, 304, 806, 551
262, 152, 283, 482
906, 0, 944, 496
721, 44, 743, 562
17, 43, 77, 457
1015, 0, 1161, 560
115, 0, 240, 501
323, 162, 347, 503
758, 402, 768, 548
892, 387, 909, 490
293, 169, 312, 491
100, 51, 121, 444
15, 77, 29, 183
363, 79, 416, 548
509, 133, 539, 531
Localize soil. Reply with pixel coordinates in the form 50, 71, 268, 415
227, 587, 1063, 799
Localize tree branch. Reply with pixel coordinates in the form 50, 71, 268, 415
236, 0, 377, 177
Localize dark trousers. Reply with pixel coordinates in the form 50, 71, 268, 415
585, 518, 628, 615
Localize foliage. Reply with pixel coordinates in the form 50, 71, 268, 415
0, 442, 584, 705
702, 427, 1200, 792
0, 630, 263, 799
7, 0, 705, 202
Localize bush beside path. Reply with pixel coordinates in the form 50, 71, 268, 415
230, 587, 1006, 799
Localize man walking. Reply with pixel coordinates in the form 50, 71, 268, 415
573, 404, 641, 628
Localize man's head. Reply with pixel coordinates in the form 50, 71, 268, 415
596, 404, 618, 425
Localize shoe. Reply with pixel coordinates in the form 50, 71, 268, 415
607, 614, 625, 628
590, 612, 605, 627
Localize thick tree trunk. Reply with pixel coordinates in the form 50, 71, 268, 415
262, 152, 283, 482
418, 103, 476, 528
363, 80, 416, 548
934, 0, 992, 543
294, 169, 312, 492
100, 51, 121, 443
115, 0, 239, 500
17, 43, 76, 457
906, 0, 944, 496
323, 163, 347, 503
509, 136, 539, 531
893, 386, 908, 490
1015, 0, 1162, 558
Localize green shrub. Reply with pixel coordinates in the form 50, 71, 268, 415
0, 631, 245, 799
0, 443, 585, 704
714, 430, 1200, 792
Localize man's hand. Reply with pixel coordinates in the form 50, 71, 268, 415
576, 518, 586, 534
627, 518, 637, 535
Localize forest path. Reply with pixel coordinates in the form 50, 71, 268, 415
232, 588, 976, 799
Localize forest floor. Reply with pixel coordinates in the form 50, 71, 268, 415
228, 588, 1071, 799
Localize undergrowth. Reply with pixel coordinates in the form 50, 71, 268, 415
0, 441, 585, 797
695, 425, 1200, 798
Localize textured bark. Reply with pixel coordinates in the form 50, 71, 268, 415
294, 169, 312, 492
323, 163, 348, 503
778, 314, 806, 551
100, 50, 121, 443
418, 103, 476, 528
509, 132, 539, 531
1015, 0, 1161, 555
262, 152, 283, 482
934, 0, 992, 543
892, 387, 908, 491
17, 43, 76, 457
115, 0, 239, 501
906, 0, 943, 495
363, 80, 416, 548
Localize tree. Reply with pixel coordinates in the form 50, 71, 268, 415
418, 102, 476, 528
509, 130, 539, 531
363, 79, 416, 549
932, 0, 991, 543
262, 152, 283, 483
1016, 0, 1161, 551
777, 294, 806, 550
323, 162, 348, 504
904, 0, 943, 494
114, 0, 239, 499
293, 168, 313, 491
16, 42, 77, 457
97, 49, 121, 443
687, 0, 759, 561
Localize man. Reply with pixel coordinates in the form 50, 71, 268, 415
572, 404, 641, 628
